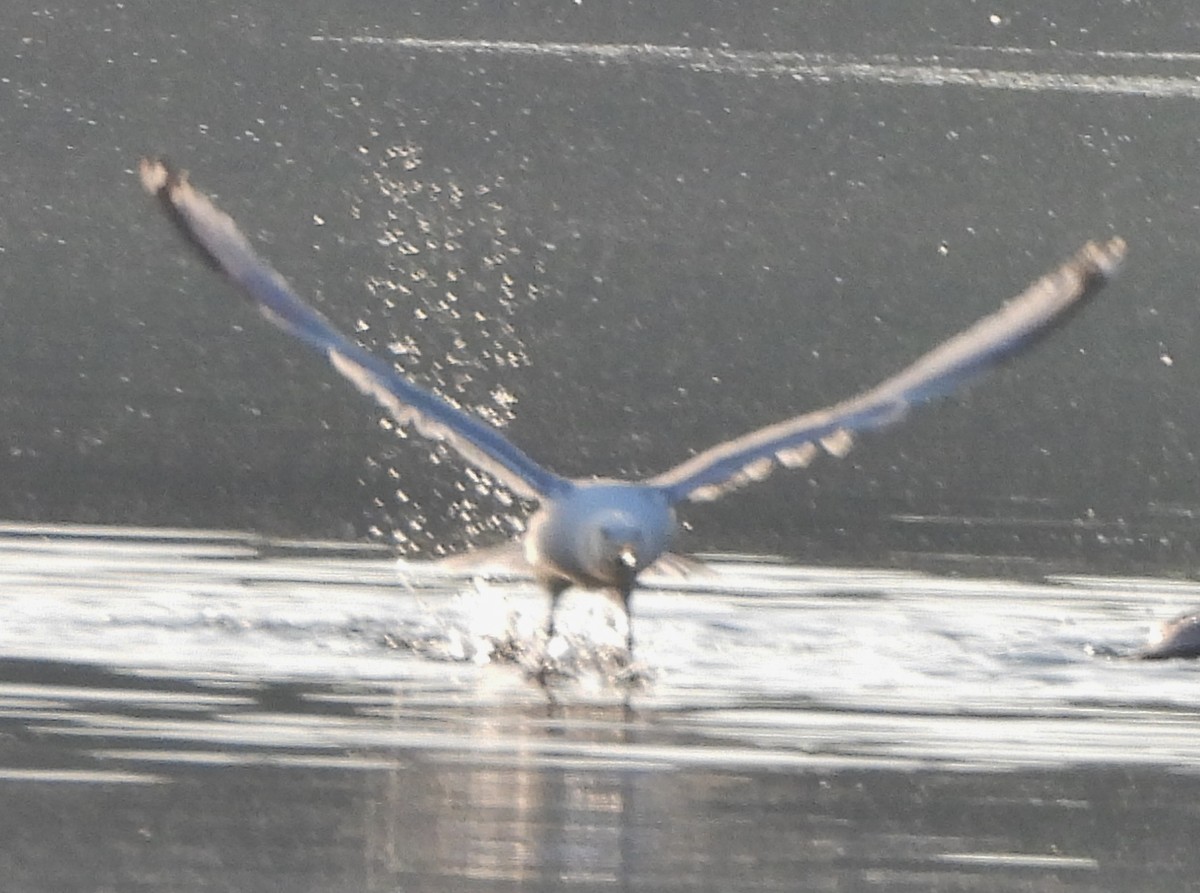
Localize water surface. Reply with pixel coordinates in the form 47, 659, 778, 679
2, 523, 1198, 891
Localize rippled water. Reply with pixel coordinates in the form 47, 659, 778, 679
2, 522, 1199, 890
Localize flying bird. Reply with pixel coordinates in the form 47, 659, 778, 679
140, 158, 1124, 657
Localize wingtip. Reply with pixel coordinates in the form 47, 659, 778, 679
139, 157, 169, 193
1080, 236, 1126, 280
138, 157, 194, 205
139, 157, 232, 275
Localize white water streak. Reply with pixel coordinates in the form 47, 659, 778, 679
313, 35, 1200, 99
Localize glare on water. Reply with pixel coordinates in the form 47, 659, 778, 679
0, 521, 1196, 774
2, 525, 1200, 890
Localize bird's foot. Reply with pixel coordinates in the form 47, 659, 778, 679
523, 632, 574, 686
610, 659, 652, 689
523, 628, 651, 689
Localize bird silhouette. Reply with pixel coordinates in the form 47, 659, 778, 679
140, 158, 1124, 657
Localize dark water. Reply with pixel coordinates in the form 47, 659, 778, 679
5, 0, 1200, 567
2, 523, 1199, 891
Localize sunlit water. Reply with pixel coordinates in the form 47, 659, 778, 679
1, 521, 1196, 771
4, 522, 1200, 891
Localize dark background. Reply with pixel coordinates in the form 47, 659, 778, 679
3, 1, 1198, 570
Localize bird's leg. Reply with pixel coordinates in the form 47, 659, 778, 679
535, 578, 574, 688
545, 578, 572, 641
617, 584, 636, 656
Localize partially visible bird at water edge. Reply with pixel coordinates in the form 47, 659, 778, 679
139, 157, 1125, 662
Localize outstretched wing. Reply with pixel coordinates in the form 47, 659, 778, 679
140, 158, 569, 502
649, 238, 1126, 504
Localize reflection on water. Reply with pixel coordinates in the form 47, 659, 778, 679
0, 522, 1198, 890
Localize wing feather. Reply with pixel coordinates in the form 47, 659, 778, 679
140, 158, 568, 501
649, 238, 1125, 504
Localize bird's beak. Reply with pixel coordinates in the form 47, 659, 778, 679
618, 545, 638, 570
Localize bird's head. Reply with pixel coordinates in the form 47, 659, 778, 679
582, 513, 656, 588
576, 506, 681, 590
529, 482, 676, 590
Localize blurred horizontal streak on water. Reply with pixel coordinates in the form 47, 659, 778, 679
314, 35, 1200, 98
